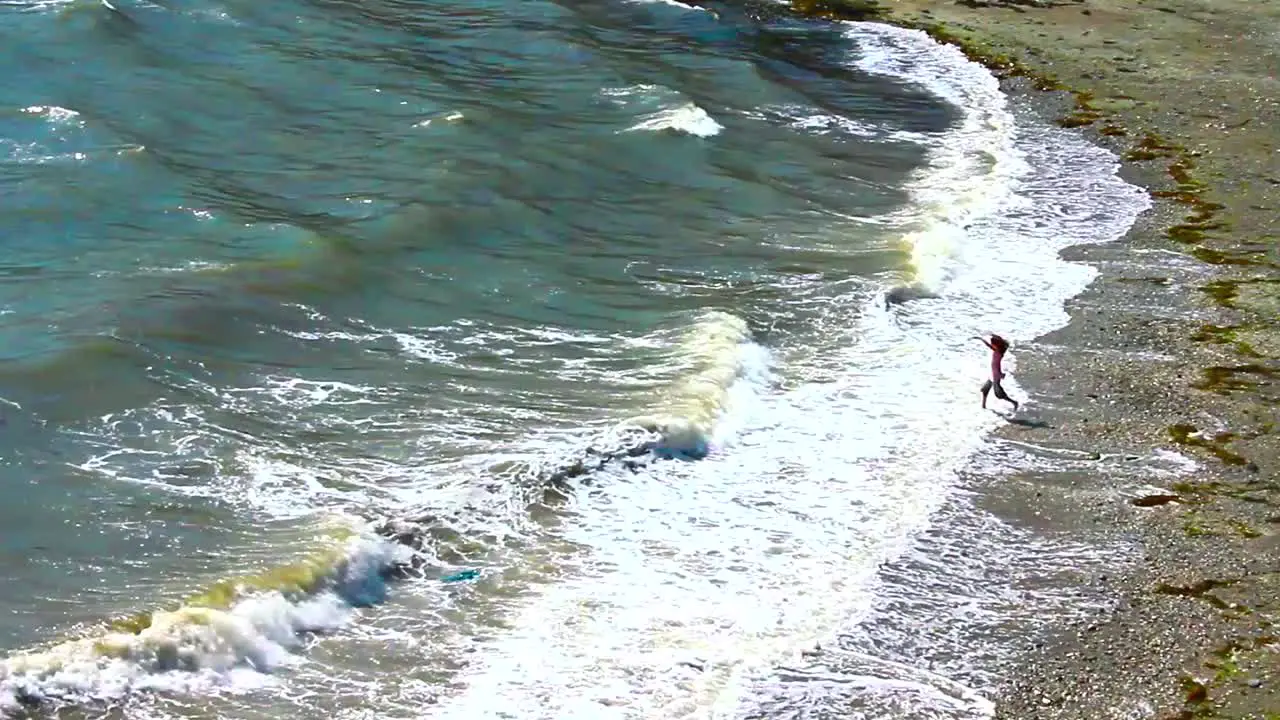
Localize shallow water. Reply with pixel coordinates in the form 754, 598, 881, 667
0, 0, 1151, 718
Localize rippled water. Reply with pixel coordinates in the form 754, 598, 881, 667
0, 0, 1151, 718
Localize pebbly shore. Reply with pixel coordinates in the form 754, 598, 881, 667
855, 0, 1280, 717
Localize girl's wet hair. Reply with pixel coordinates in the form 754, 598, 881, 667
990, 334, 1011, 352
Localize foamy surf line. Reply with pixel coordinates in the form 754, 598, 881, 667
708, 19, 1150, 720
0, 312, 766, 716
474, 310, 766, 504
623, 310, 762, 458
854, 22, 1025, 307
416, 21, 1149, 720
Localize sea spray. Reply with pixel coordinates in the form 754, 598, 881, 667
623, 310, 758, 459
0, 529, 411, 714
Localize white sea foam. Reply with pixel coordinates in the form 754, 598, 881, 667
623, 310, 767, 457
0, 529, 410, 715
19, 105, 81, 123
422, 20, 1149, 720
2, 11, 1152, 720
854, 28, 1027, 299
0, 0, 73, 13
603, 83, 723, 137
1, 140, 89, 165
742, 104, 893, 140
625, 102, 723, 137
627, 0, 710, 13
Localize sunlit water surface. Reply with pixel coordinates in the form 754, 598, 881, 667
0, 0, 1152, 717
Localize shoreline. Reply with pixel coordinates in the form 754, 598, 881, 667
847, 0, 1280, 718
2, 1, 1273, 716
734, 0, 1278, 716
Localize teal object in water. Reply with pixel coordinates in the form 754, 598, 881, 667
441, 569, 481, 583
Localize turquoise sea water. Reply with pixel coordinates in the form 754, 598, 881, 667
0, 1, 1151, 718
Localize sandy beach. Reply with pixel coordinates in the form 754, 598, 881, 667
842, 0, 1280, 717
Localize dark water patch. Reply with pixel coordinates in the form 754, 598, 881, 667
1, 283, 373, 425
0, 336, 168, 423
564, 0, 957, 129
746, 25, 961, 134
1169, 479, 1279, 515
4, 0, 940, 358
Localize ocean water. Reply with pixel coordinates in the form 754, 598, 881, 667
0, 0, 1153, 718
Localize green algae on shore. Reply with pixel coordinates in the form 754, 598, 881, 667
829, 1, 1280, 718
1121, 133, 1180, 163
1190, 247, 1277, 268
1178, 675, 1210, 709
1180, 510, 1267, 541
1165, 633, 1280, 720
1132, 493, 1183, 508
1118, 136, 1230, 247
1196, 277, 1280, 310
1154, 578, 1236, 609
1167, 423, 1250, 467
1191, 363, 1279, 400
789, 0, 888, 21
1190, 325, 1263, 359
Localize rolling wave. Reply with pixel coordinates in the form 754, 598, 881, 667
0, 308, 769, 714
0, 519, 404, 713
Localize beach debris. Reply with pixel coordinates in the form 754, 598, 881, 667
1179, 676, 1208, 705
1130, 494, 1183, 507
441, 569, 481, 584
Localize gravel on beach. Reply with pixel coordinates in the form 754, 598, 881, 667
861, 0, 1280, 717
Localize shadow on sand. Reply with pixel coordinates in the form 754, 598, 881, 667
1003, 414, 1053, 429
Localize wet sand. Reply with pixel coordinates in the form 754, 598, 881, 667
854, 0, 1280, 717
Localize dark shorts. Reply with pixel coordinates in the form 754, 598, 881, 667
981, 379, 1013, 401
